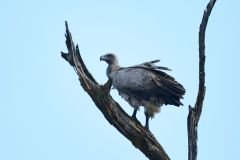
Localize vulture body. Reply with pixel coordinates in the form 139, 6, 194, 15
100, 53, 185, 129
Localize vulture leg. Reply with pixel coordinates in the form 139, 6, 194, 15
132, 107, 138, 120
144, 112, 150, 129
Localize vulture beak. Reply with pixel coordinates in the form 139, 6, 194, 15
100, 55, 107, 61
100, 55, 105, 61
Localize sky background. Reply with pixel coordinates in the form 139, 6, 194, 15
0, 0, 239, 160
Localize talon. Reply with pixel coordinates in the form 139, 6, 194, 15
131, 114, 137, 120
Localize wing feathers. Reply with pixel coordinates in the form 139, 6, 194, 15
151, 71, 185, 106
131, 59, 172, 71
111, 66, 185, 107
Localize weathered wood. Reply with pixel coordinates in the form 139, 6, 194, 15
61, 21, 170, 160
187, 1, 217, 160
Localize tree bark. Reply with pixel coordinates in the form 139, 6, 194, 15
187, 1, 217, 160
61, 22, 170, 160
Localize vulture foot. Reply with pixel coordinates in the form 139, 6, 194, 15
131, 108, 138, 120
145, 113, 150, 129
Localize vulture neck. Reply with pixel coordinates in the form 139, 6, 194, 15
106, 61, 120, 78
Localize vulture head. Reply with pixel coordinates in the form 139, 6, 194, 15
100, 53, 118, 65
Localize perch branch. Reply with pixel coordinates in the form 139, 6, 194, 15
187, 1, 217, 160
61, 21, 170, 160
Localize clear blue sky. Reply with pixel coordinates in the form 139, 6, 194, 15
0, 0, 239, 160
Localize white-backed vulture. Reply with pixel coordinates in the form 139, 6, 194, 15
100, 53, 185, 129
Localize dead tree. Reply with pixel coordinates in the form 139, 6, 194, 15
61, 0, 216, 159
188, 0, 216, 160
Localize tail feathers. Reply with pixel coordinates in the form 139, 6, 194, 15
162, 94, 183, 107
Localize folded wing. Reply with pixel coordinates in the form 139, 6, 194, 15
110, 64, 185, 107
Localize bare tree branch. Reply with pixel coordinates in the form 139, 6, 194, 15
188, 1, 217, 160
61, 21, 170, 160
